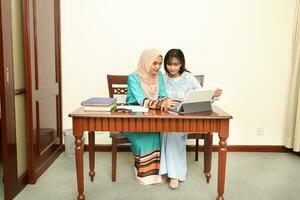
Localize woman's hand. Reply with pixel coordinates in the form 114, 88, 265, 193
161, 99, 178, 111
214, 88, 222, 97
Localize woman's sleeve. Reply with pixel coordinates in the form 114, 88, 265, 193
127, 73, 168, 109
158, 72, 168, 98
145, 72, 168, 110
127, 74, 146, 105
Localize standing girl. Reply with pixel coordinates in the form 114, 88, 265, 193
159, 49, 222, 189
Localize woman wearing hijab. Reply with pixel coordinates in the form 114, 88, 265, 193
123, 48, 177, 185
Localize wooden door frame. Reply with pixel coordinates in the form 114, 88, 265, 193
0, 0, 28, 199
23, 0, 63, 184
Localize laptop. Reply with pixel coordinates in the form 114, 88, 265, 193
169, 89, 215, 113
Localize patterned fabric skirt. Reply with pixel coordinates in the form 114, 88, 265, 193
123, 132, 162, 185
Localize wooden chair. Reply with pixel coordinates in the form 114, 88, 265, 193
107, 75, 130, 182
187, 75, 213, 183
107, 74, 213, 183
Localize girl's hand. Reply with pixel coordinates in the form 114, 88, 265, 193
161, 99, 178, 111
214, 88, 222, 97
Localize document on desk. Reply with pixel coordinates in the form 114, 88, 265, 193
116, 105, 149, 112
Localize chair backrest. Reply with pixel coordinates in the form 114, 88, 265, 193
195, 75, 204, 87
107, 75, 128, 104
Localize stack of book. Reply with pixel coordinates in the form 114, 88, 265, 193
81, 97, 117, 112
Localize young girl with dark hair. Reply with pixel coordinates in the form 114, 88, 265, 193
160, 49, 222, 189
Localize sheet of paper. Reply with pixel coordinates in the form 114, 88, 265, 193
116, 105, 149, 112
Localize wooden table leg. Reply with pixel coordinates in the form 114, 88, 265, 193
75, 135, 85, 200
88, 131, 95, 182
204, 132, 213, 183
216, 120, 229, 200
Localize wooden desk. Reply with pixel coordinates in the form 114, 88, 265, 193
69, 105, 232, 200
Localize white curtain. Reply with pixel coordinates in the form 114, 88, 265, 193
285, 0, 300, 152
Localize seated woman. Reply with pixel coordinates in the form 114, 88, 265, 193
123, 48, 177, 185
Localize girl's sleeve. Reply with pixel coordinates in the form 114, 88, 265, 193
127, 74, 146, 105
190, 74, 202, 90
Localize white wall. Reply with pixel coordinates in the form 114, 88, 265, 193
61, 0, 296, 145
12, 0, 27, 176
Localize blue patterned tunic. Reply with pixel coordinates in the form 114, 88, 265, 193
159, 72, 202, 181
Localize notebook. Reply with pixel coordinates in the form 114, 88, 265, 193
169, 89, 215, 113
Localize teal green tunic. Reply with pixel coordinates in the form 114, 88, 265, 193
123, 71, 167, 182
125, 71, 167, 105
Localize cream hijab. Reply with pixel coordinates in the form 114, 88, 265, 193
136, 49, 162, 100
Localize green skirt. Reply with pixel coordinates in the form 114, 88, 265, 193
123, 132, 162, 185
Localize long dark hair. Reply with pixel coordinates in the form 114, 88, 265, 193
164, 49, 190, 75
